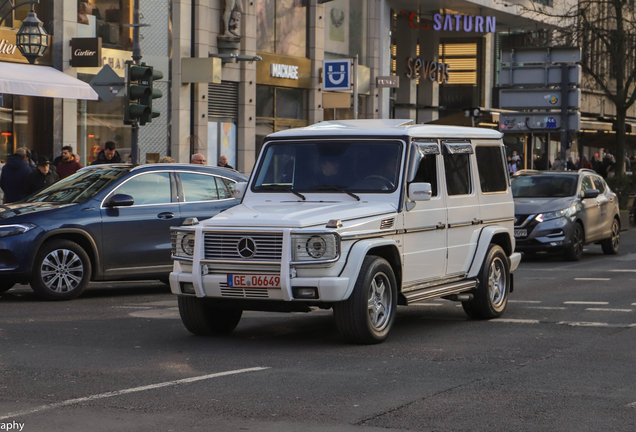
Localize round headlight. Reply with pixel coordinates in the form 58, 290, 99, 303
181, 233, 195, 256
306, 236, 327, 258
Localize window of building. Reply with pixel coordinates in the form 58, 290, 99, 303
323, 0, 367, 66
475, 146, 507, 193
115, 172, 171, 205
77, 0, 133, 50
0, 2, 51, 30
444, 153, 472, 196
0, 94, 53, 163
257, 0, 307, 57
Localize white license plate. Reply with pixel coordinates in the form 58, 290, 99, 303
514, 229, 527, 238
227, 274, 281, 289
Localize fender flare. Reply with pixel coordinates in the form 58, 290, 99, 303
467, 226, 512, 278
339, 238, 401, 300
30, 228, 101, 278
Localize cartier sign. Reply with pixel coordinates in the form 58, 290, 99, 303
70, 38, 102, 67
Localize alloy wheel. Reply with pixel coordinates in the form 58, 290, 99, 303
488, 257, 506, 308
367, 272, 392, 331
40, 249, 84, 293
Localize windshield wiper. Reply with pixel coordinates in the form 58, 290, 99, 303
256, 184, 306, 200
309, 185, 360, 201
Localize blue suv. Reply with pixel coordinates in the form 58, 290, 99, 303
0, 163, 247, 300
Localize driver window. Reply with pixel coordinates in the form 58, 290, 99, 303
580, 176, 594, 195
411, 154, 438, 197
115, 172, 171, 205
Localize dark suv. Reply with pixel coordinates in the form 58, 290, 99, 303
0, 163, 247, 300
511, 169, 620, 261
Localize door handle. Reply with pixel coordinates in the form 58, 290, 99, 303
472, 218, 481, 225
436, 222, 446, 229
157, 212, 174, 219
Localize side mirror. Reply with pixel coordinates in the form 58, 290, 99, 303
104, 193, 134, 207
408, 182, 432, 201
233, 182, 247, 199
583, 189, 600, 199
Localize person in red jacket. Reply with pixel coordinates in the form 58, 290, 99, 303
55, 146, 83, 179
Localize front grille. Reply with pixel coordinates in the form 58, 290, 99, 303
514, 214, 531, 226
204, 232, 283, 261
219, 281, 270, 298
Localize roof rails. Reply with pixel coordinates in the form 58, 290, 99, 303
578, 168, 596, 174
512, 169, 540, 176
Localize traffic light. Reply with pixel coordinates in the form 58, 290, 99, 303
124, 60, 152, 125
140, 67, 163, 126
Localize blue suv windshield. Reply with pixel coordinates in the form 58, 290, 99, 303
26, 166, 130, 204
252, 141, 403, 194
511, 175, 577, 198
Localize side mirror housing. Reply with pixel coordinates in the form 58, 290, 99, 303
583, 189, 600, 199
104, 193, 134, 207
233, 182, 247, 200
408, 182, 432, 201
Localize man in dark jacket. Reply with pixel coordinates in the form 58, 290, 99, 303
24, 156, 59, 196
92, 141, 122, 164
0, 147, 33, 203
56, 146, 83, 179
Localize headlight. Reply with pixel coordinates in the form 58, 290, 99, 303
171, 229, 196, 258
535, 205, 576, 223
292, 233, 339, 262
0, 223, 37, 238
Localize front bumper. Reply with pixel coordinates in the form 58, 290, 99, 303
514, 215, 576, 252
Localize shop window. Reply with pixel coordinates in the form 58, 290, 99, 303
0, 2, 51, 30
207, 122, 237, 169
323, 0, 367, 66
257, 0, 307, 57
439, 42, 477, 85
77, 0, 133, 49
0, 94, 53, 163
475, 146, 507, 193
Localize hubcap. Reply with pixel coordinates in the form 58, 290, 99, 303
367, 272, 392, 331
488, 257, 506, 307
612, 221, 620, 250
40, 249, 84, 293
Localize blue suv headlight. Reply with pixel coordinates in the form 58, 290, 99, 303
0, 223, 37, 238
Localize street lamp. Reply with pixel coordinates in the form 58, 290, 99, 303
0, 1, 48, 64
15, 8, 48, 64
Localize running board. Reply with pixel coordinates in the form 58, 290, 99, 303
403, 279, 478, 305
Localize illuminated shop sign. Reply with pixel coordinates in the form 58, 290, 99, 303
270, 63, 299, 80
401, 11, 497, 33
406, 57, 450, 84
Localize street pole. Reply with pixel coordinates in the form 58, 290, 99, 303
130, 0, 142, 165
560, 63, 569, 168
353, 55, 358, 120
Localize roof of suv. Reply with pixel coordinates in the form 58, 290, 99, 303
268, 120, 503, 140
513, 169, 595, 177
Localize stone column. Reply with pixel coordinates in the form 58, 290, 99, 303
366, 0, 381, 119
191, 0, 211, 156
393, 11, 417, 120
171, 0, 192, 162
308, 0, 324, 125
237, 0, 257, 173
481, 33, 494, 109
416, 31, 439, 123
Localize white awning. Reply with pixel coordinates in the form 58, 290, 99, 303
0, 62, 98, 100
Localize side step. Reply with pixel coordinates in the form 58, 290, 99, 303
403, 279, 478, 305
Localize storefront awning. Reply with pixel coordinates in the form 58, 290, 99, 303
0, 62, 98, 100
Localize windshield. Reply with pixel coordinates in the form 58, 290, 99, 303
252, 141, 403, 193
511, 175, 578, 198
26, 167, 129, 204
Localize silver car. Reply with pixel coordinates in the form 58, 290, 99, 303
511, 169, 620, 261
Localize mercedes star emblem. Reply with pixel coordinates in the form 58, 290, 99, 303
237, 237, 257, 259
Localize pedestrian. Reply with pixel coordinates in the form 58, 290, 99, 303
507, 156, 518, 174
567, 156, 576, 171
24, 156, 59, 196
534, 152, 551, 170
56, 146, 83, 179
92, 141, 122, 164
218, 155, 234, 170
191, 153, 206, 164
578, 155, 593, 170
0, 147, 33, 203
159, 156, 176, 163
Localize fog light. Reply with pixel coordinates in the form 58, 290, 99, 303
181, 282, 195, 294
292, 287, 318, 299
550, 242, 557, 246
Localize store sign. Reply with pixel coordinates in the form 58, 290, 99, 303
401, 11, 496, 33
0, 27, 50, 64
0, 38, 17, 55
70, 38, 102, 67
406, 58, 450, 84
76, 48, 134, 77
270, 63, 299, 80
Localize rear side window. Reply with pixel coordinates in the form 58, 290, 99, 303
475, 146, 507, 193
181, 173, 219, 202
444, 153, 471, 196
215, 177, 233, 199
115, 172, 172, 205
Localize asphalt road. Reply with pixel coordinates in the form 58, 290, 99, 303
2, 232, 636, 431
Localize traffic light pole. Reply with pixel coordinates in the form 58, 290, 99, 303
129, 0, 143, 165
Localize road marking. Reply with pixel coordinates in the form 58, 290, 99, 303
627, 401, 636, 408
557, 321, 633, 328
610, 269, 636, 273
509, 300, 542, 304
564, 301, 609, 305
586, 308, 633, 312
0, 367, 269, 421
491, 319, 540, 324
527, 306, 566, 310
574, 278, 611, 281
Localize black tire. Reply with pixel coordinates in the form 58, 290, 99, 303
30, 240, 91, 301
333, 255, 397, 344
601, 218, 620, 255
462, 244, 510, 319
0, 281, 15, 294
178, 296, 242, 336
563, 223, 584, 261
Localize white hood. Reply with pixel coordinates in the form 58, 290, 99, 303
203, 200, 397, 229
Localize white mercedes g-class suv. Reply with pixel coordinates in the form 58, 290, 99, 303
170, 120, 521, 344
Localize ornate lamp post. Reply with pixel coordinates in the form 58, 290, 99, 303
0, 0, 48, 64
